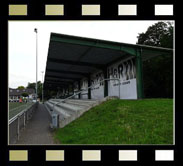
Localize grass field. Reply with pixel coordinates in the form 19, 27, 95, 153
54, 99, 173, 144
9, 102, 33, 119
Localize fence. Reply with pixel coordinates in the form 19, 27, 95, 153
9, 102, 38, 144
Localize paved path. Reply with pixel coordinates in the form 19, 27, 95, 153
16, 104, 55, 145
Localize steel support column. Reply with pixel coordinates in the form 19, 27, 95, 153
136, 49, 144, 99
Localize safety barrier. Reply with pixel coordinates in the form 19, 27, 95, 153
9, 102, 38, 144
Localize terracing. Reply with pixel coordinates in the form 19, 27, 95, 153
45, 98, 110, 128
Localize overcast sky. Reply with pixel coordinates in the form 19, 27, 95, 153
9, 21, 161, 88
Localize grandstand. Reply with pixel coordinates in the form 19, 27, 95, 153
44, 33, 173, 128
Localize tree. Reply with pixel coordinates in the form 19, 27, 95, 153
27, 82, 36, 89
137, 22, 173, 48
27, 81, 43, 99
137, 22, 173, 98
21, 92, 29, 97
17, 86, 25, 90
37, 81, 43, 99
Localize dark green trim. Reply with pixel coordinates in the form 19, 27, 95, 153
136, 49, 144, 99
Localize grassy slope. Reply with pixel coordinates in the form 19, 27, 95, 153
54, 99, 173, 144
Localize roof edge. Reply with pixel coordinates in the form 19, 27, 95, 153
50, 32, 173, 53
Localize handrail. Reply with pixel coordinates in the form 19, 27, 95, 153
51, 78, 120, 112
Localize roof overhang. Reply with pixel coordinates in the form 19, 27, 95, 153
44, 33, 173, 90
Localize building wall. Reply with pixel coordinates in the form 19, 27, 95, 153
65, 57, 137, 100
80, 78, 88, 99
107, 57, 137, 99
91, 71, 104, 99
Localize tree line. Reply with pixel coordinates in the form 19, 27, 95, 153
137, 21, 173, 98
17, 81, 43, 99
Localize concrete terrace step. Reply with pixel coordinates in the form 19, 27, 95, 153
45, 99, 103, 128
45, 102, 71, 119
49, 99, 86, 108
45, 101, 80, 123
51, 98, 98, 105
68, 99, 99, 103
48, 100, 86, 114
65, 99, 100, 106
64, 100, 92, 108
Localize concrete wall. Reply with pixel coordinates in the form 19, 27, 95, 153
62, 57, 137, 100
80, 78, 88, 99
91, 70, 104, 99
108, 57, 137, 99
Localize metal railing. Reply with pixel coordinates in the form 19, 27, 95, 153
9, 102, 38, 144
51, 78, 120, 112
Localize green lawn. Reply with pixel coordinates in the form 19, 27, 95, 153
54, 99, 173, 144
9, 102, 33, 119
9, 102, 27, 110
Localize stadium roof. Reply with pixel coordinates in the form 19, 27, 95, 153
44, 33, 173, 90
